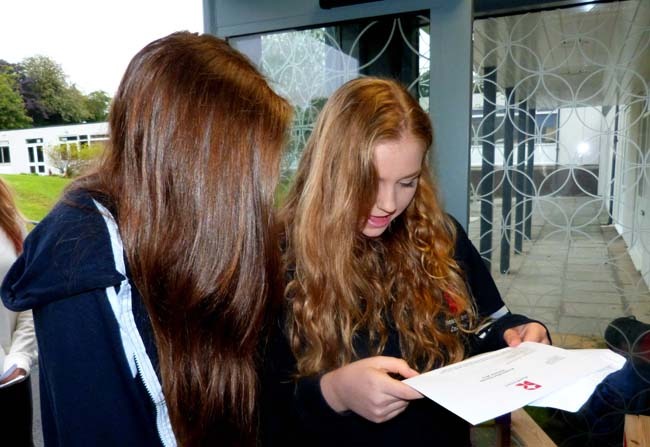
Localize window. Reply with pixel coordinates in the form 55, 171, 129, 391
27, 145, 46, 174
472, 112, 506, 143
471, 110, 558, 145
536, 111, 558, 144
0, 146, 10, 163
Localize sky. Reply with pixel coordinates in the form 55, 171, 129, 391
2, 0, 204, 96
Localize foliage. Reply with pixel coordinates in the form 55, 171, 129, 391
0, 56, 112, 128
0, 174, 71, 223
0, 68, 32, 130
59, 84, 90, 123
13, 64, 49, 124
85, 90, 111, 122
19, 55, 90, 125
48, 140, 104, 177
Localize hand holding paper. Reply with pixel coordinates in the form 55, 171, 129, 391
403, 342, 625, 425
503, 322, 551, 346
321, 356, 423, 423
0, 363, 26, 388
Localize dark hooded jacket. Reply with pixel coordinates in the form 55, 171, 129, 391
1, 190, 170, 447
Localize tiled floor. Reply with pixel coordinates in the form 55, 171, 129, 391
468, 196, 650, 445
468, 196, 650, 348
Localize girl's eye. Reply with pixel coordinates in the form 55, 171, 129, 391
400, 179, 417, 188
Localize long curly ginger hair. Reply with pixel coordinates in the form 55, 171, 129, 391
281, 77, 478, 376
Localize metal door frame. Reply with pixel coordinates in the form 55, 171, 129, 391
203, 0, 473, 228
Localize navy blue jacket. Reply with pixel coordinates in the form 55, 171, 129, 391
1, 191, 167, 446
261, 220, 545, 446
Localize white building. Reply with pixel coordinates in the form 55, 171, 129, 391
0, 122, 108, 175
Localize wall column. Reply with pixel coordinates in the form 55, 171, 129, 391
479, 67, 496, 268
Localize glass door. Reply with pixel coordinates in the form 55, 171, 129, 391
230, 13, 431, 185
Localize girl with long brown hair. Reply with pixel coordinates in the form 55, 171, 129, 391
1, 32, 291, 446
269, 77, 549, 446
0, 178, 36, 446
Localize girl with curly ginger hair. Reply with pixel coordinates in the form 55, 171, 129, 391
265, 77, 549, 446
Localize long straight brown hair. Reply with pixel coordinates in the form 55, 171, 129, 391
0, 178, 23, 254
282, 78, 476, 376
73, 32, 291, 445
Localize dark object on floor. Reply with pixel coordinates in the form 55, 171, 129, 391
604, 316, 650, 363
0, 375, 34, 447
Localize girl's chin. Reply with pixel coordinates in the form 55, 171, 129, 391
362, 225, 388, 238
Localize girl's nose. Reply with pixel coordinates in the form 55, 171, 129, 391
375, 185, 396, 214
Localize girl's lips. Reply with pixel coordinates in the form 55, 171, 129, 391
367, 214, 392, 228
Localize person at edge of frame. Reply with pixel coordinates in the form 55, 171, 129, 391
1, 31, 292, 447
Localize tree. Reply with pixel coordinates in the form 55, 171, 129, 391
59, 84, 90, 123
48, 141, 104, 177
1, 56, 110, 127
85, 90, 111, 122
19, 55, 89, 125
13, 66, 49, 124
0, 69, 32, 130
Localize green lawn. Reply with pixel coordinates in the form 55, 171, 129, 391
1, 173, 293, 223
1, 174, 71, 223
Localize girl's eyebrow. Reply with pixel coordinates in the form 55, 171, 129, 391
399, 170, 421, 181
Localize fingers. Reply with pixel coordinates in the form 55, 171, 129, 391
324, 356, 424, 423
520, 323, 551, 344
503, 328, 523, 347
505, 323, 551, 346
384, 379, 424, 401
369, 357, 423, 400
378, 398, 410, 415
374, 356, 419, 378
368, 401, 410, 423
382, 404, 410, 421
522, 326, 551, 344
0, 368, 25, 384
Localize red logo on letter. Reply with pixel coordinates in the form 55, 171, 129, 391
516, 380, 542, 390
